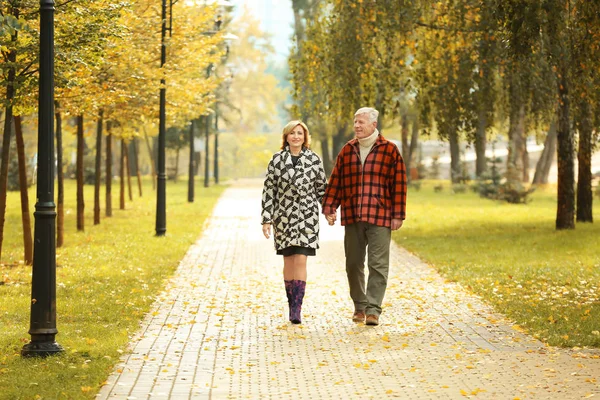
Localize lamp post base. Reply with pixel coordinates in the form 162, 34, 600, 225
21, 340, 64, 357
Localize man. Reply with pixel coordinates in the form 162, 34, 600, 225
322, 107, 407, 326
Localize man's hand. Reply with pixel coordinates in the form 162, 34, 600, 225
262, 223, 271, 239
391, 218, 403, 231
326, 213, 336, 226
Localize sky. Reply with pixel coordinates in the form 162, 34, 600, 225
232, 0, 294, 62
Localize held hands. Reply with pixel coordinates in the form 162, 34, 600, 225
326, 213, 336, 226
262, 223, 271, 239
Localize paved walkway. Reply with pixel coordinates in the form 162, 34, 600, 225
98, 180, 600, 399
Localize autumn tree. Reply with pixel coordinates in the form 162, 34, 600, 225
0, 0, 38, 260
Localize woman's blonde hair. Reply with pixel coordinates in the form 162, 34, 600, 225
281, 120, 311, 150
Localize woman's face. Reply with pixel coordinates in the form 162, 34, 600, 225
287, 125, 305, 149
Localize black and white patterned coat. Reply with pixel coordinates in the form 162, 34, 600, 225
261, 147, 327, 251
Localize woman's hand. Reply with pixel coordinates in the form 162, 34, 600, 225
326, 214, 336, 226
262, 223, 272, 239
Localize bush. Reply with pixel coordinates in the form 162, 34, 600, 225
475, 175, 535, 204
409, 181, 422, 191
452, 183, 468, 194
66, 153, 98, 184
497, 182, 535, 204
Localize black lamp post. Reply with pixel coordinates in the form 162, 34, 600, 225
204, 103, 211, 188
21, 0, 63, 357
187, 120, 195, 202
203, 16, 221, 189
213, 103, 219, 184
155, 0, 169, 236
212, 34, 236, 185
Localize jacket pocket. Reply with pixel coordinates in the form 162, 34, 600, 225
375, 195, 388, 210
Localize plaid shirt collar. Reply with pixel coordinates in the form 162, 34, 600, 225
348, 131, 386, 151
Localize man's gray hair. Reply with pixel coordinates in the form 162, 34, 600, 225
354, 107, 379, 123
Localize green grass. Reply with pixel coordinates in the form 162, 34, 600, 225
0, 178, 225, 400
396, 180, 600, 347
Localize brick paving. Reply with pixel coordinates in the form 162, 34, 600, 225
97, 179, 600, 399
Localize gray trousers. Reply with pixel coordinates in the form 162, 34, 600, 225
344, 222, 391, 316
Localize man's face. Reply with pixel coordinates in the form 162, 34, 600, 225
354, 114, 377, 139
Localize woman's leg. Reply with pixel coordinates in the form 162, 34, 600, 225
283, 255, 294, 321
292, 254, 307, 281
283, 255, 295, 280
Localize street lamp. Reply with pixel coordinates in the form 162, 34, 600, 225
197, 2, 234, 188
187, 120, 195, 202
155, 0, 170, 236
213, 33, 238, 185
203, 65, 212, 188
203, 14, 221, 189
22, 0, 64, 357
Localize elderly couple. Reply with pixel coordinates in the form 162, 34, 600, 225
261, 107, 407, 326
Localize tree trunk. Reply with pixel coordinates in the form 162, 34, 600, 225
175, 146, 180, 182
400, 113, 409, 160
0, 67, 16, 262
120, 139, 125, 210
0, 110, 13, 262
475, 107, 488, 177
291, 0, 306, 45
76, 115, 85, 231
532, 121, 557, 185
214, 112, 219, 184
105, 124, 113, 217
0, 7, 18, 261
320, 137, 332, 176
375, 89, 386, 134
143, 127, 156, 190
449, 130, 460, 183
405, 119, 419, 182
133, 138, 142, 197
522, 137, 530, 183
94, 110, 103, 225
55, 104, 64, 247
506, 101, 525, 187
204, 115, 210, 187
576, 99, 593, 223
555, 66, 575, 230
125, 142, 133, 201
194, 151, 201, 176
14, 116, 33, 264
332, 123, 350, 159
408, 120, 419, 170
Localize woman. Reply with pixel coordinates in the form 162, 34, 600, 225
261, 120, 327, 324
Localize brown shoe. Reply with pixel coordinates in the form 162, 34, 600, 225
365, 314, 379, 326
352, 311, 366, 323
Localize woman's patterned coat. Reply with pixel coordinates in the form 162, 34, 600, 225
261, 147, 327, 251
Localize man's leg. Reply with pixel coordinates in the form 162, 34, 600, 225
344, 223, 368, 312
365, 224, 391, 317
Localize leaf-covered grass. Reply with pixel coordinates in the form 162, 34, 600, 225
0, 178, 225, 400
396, 180, 600, 348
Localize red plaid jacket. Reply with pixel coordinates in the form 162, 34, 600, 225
322, 134, 407, 227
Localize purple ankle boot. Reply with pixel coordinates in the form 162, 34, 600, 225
284, 280, 293, 321
290, 280, 306, 324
